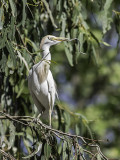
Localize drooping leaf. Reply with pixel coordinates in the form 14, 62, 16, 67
0, 28, 8, 49
101, 41, 111, 47
63, 111, 70, 132
8, 16, 15, 41
62, 141, 67, 160
22, 142, 42, 159
22, 0, 27, 27
0, 53, 7, 72
98, 0, 113, 34
6, 41, 16, 67
17, 50, 29, 72
44, 142, 51, 159
0, 7, 4, 30
9, 0, 16, 17
9, 122, 15, 149
92, 45, 98, 65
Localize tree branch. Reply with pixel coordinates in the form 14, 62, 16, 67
0, 111, 108, 160
0, 149, 16, 160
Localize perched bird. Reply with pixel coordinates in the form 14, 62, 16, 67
28, 35, 68, 126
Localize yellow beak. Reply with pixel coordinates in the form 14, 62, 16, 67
51, 37, 69, 41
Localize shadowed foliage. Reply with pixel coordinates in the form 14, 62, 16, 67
0, 0, 120, 159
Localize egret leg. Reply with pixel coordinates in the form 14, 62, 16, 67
49, 108, 51, 126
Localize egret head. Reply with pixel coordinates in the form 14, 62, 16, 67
40, 35, 68, 50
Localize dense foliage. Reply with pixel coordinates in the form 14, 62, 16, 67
0, 0, 120, 159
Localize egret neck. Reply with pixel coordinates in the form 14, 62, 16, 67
37, 44, 51, 83
41, 44, 51, 62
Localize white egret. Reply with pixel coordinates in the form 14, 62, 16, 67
28, 35, 68, 126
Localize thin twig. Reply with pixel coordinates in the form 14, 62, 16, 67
15, 27, 35, 64
0, 111, 28, 126
0, 111, 108, 160
0, 149, 16, 160
83, 149, 94, 156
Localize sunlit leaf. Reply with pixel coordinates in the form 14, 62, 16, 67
101, 41, 111, 47
9, 0, 16, 17
9, 122, 15, 149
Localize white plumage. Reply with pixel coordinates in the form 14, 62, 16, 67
28, 35, 68, 126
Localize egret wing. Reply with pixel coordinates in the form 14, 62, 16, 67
47, 71, 56, 111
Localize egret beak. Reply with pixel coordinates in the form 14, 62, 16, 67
50, 37, 69, 42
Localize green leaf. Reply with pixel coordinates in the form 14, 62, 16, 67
92, 45, 98, 65
0, 28, 8, 49
75, 124, 80, 135
16, 79, 29, 98
63, 111, 70, 132
98, 0, 113, 33
22, 142, 42, 159
0, 53, 7, 72
58, 141, 63, 154
0, 7, 4, 30
101, 41, 111, 47
8, 16, 15, 41
22, 0, 27, 27
9, 0, 16, 17
64, 42, 73, 66
62, 141, 67, 160
17, 50, 29, 72
44, 142, 51, 159
25, 37, 38, 52
0, 120, 5, 138
60, 13, 66, 37
6, 41, 16, 67
9, 122, 15, 148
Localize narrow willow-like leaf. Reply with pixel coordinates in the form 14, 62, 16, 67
60, 13, 66, 37
16, 79, 25, 98
9, 122, 15, 148
92, 45, 98, 65
25, 37, 38, 52
17, 50, 29, 72
99, 0, 113, 33
9, 0, 16, 17
0, 53, 7, 72
63, 111, 70, 132
64, 42, 73, 66
62, 141, 67, 160
6, 41, 16, 67
0, 29, 8, 49
22, 143, 42, 159
10, 16, 15, 41
58, 140, 63, 155
0, 120, 5, 139
0, 7, 3, 30
102, 41, 111, 47
75, 124, 80, 135
41, 0, 57, 28
22, 0, 27, 27
44, 142, 51, 159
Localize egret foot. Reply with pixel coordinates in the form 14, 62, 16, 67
29, 113, 42, 126
33, 113, 42, 124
